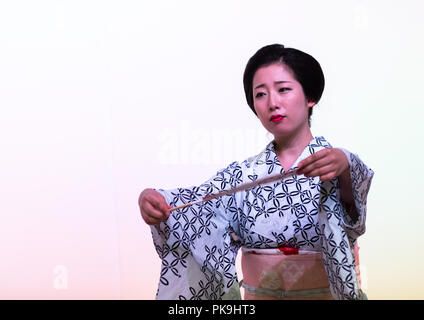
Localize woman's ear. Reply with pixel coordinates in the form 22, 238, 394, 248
307, 101, 316, 108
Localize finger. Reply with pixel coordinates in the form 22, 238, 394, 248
302, 164, 335, 179
143, 210, 166, 226
144, 194, 168, 214
143, 200, 166, 221
298, 149, 331, 171
147, 205, 172, 225
298, 157, 333, 176
319, 171, 338, 182
152, 198, 172, 221
155, 200, 171, 219
161, 204, 171, 220
144, 216, 164, 226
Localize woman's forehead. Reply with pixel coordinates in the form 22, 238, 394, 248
253, 63, 296, 86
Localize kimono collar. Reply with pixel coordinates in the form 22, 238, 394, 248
261, 136, 332, 173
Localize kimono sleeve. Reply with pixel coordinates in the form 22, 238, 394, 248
339, 148, 374, 240
149, 161, 243, 300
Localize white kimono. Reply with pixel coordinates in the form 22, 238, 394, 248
151, 136, 374, 300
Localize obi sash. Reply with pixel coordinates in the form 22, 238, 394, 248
240, 246, 363, 300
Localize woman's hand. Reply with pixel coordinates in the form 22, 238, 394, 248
298, 148, 358, 220
297, 148, 349, 181
138, 188, 171, 225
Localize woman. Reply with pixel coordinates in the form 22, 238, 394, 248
138, 44, 374, 300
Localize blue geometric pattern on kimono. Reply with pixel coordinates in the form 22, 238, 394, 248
150, 136, 374, 300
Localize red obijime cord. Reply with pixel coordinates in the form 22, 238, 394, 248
278, 247, 299, 255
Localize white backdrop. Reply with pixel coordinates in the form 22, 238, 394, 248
0, 0, 423, 299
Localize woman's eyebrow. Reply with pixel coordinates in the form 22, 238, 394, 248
254, 80, 291, 90
275, 80, 291, 84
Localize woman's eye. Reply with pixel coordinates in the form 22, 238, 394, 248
279, 87, 291, 93
255, 92, 265, 98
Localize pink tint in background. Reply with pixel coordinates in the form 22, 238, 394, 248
1, 1, 424, 300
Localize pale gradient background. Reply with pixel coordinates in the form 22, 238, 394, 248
0, 0, 423, 299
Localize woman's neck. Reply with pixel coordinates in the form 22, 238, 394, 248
272, 128, 314, 167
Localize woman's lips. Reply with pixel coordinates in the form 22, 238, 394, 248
270, 115, 285, 122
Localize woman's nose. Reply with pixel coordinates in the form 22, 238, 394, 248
268, 91, 279, 110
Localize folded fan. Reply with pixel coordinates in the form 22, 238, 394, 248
169, 168, 298, 212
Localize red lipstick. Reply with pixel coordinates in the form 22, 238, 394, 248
270, 115, 285, 122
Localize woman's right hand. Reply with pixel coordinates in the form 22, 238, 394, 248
138, 188, 171, 225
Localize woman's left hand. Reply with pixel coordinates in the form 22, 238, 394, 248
297, 148, 349, 181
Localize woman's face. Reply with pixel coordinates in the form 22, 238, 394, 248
252, 63, 314, 140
